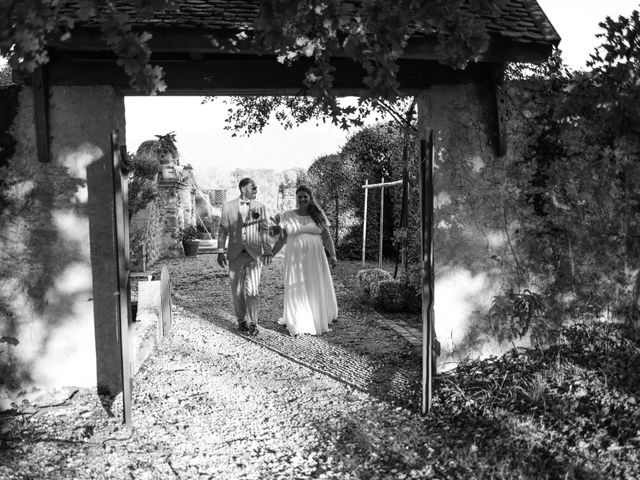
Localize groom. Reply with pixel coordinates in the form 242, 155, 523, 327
217, 177, 273, 336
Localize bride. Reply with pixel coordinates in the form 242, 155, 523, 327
271, 185, 338, 336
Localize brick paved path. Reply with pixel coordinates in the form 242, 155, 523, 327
165, 254, 423, 409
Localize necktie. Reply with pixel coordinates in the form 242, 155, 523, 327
240, 200, 250, 205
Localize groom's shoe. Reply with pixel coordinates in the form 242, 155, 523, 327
238, 320, 249, 333
248, 323, 259, 336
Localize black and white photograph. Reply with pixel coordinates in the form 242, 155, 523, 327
1, 0, 639, 478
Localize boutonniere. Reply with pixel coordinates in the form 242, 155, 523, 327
251, 207, 261, 220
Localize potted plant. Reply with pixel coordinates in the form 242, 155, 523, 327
177, 225, 200, 257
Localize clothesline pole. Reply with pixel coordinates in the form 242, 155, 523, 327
362, 180, 369, 266
362, 179, 402, 189
361, 178, 401, 267
378, 177, 385, 269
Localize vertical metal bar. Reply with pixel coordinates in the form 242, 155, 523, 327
421, 131, 435, 415
378, 177, 385, 269
362, 180, 369, 266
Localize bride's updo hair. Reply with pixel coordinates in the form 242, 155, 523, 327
296, 185, 328, 228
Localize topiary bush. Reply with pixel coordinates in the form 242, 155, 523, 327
357, 268, 393, 294
373, 279, 422, 313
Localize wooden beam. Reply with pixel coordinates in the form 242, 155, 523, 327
362, 179, 403, 189
46, 54, 493, 94
32, 66, 50, 163
49, 27, 555, 64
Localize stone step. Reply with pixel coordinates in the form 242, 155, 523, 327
198, 242, 224, 254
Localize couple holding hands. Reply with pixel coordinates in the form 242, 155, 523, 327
216, 177, 338, 337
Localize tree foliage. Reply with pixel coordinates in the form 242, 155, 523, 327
550, 10, 640, 317
254, 0, 496, 102
476, 11, 640, 343
124, 149, 161, 217
207, 94, 417, 138
2, 0, 497, 97
1, 0, 171, 94
305, 122, 415, 261
305, 153, 354, 244
0, 61, 12, 86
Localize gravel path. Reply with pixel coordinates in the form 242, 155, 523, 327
1, 255, 436, 479
170, 254, 422, 406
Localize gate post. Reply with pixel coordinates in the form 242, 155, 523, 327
87, 152, 122, 396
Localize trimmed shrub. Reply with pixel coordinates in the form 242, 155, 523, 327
370, 278, 422, 313
357, 268, 393, 294
405, 286, 422, 313
376, 279, 406, 312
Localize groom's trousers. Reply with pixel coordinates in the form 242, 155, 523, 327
228, 251, 263, 325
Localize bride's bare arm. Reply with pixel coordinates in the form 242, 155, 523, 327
272, 229, 288, 256
321, 226, 337, 265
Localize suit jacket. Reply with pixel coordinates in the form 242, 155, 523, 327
217, 198, 272, 261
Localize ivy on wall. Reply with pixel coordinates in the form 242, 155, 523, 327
0, 86, 20, 211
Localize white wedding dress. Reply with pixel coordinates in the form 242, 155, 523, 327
279, 211, 338, 335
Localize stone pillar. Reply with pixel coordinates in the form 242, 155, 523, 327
157, 179, 195, 258
50, 86, 127, 396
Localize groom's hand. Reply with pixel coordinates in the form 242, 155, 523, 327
262, 254, 273, 266
217, 253, 228, 268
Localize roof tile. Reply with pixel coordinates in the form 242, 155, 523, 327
60, 0, 560, 47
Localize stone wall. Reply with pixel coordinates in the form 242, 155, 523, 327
417, 79, 546, 366
129, 166, 198, 269
0, 85, 125, 404
157, 179, 195, 257
130, 199, 163, 271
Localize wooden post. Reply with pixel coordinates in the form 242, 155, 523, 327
362, 178, 401, 268
378, 177, 385, 269
160, 266, 172, 337
111, 130, 132, 426
420, 131, 435, 415
362, 179, 369, 266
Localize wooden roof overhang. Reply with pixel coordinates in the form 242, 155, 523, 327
39, 0, 560, 95
28, 0, 559, 161
43, 28, 558, 96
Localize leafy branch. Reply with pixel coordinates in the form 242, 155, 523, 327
2, 0, 497, 98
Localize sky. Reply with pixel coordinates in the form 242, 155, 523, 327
124, 96, 356, 174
